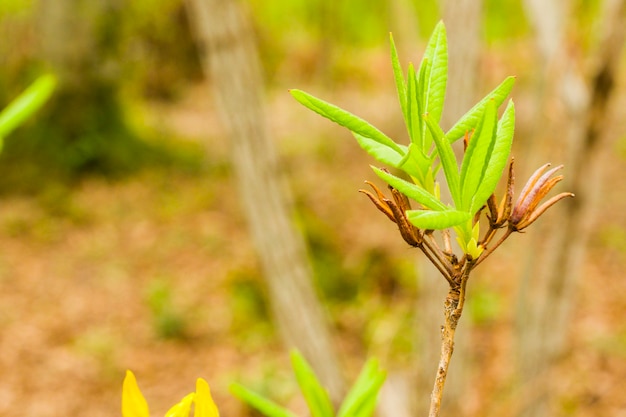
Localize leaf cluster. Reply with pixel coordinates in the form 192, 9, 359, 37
231, 351, 386, 417
290, 21, 516, 256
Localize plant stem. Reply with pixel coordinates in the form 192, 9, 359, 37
428, 270, 469, 417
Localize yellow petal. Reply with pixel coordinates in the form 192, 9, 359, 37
122, 370, 150, 417
164, 393, 195, 417
194, 378, 219, 417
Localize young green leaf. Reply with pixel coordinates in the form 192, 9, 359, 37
389, 33, 408, 123
337, 359, 386, 417
418, 21, 448, 124
406, 209, 471, 230
423, 114, 461, 207
372, 166, 446, 211
230, 383, 299, 417
0, 74, 56, 142
290, 351, 334, 417
459, 99, 498, 212
353, 132, 406, 167
446, 76, 515, 143
470, 100, 515, 213
406, 63, 422, 147
290, 89, 404, 154
398, 144, 436, 192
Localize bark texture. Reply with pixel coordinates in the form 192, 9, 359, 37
184, 0, 345, 400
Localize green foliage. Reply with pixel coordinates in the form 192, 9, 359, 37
145, 278, 188, 340
291, 21, 517, 255
0, 74, 56, 144
467, 285, 502, 325
483, 0, 531, 43
0, 1, 204, 194
232, 351, 386, 417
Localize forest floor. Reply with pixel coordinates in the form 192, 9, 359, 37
0, 56, 626, 417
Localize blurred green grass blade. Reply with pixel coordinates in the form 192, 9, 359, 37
0, 74, 56, 142
290, 351, 334, 417
407, 209, 471, 230
230, 383, 299, 417
290, 89, 404, 154
446, 76, 515, 143
423, 113, 461, 207
372, 166, 445, 211
471, 100, 515, 213
459, 99, 497, 212
418, 20, 448, 124
337, 359, 386, 417
353, 132, 406, 167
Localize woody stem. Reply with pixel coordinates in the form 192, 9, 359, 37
428, 269, 470, 417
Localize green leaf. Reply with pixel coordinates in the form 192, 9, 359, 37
418, 21, 448, 124
459, 99, 498, 212
423, 114, 461, 207
290, 351, 334, 417
389, 33, 408, 123
406, 64, 421, 148
446, 76, 516, 143
353, 132, 406, 167
290, 89, 404, 154
230, 383, 299, 417
372, 166, 446, 211
470, 100, 515, 213
337, 359, 386, 417
406, 209, 471, 230
398, 143, 435, 191
0, 74, 56, 143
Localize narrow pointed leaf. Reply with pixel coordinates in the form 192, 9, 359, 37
230, 383, 299, 417
290, 351, 334, 417
353, 132, 406, 167
423, 114, 461, 207
337, 359, 386, 417
459, 99, 498, 211
390, 33, 408, 122
418, 21, 448, 123
406, 209, 471, 230
0, 74, 56, 142
406, 64, 421, 147
471, 100, 515, 213
446, 76, 515, 142
290, 89, 404, 154
372, 167, 446, 211
398, 142, 434, 190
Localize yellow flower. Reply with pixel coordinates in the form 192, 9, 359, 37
122, 370, 219, 417
194, 378, 220, 417
122, 370, 150, 417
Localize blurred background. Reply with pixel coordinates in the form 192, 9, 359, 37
0, 0, 625, 416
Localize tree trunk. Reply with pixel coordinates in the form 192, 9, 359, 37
414, 2, 482, 415
184, 0, 345, 401
516, 1, 626, 416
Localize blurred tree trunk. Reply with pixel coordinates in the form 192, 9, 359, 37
376, 5, 420, 417
388, 0, 419, 58
8, 0, 145, 188
414, 2, 482, 415
516, 0, 626, 416
440, 0, 482, 131
184, 0, 345, 401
